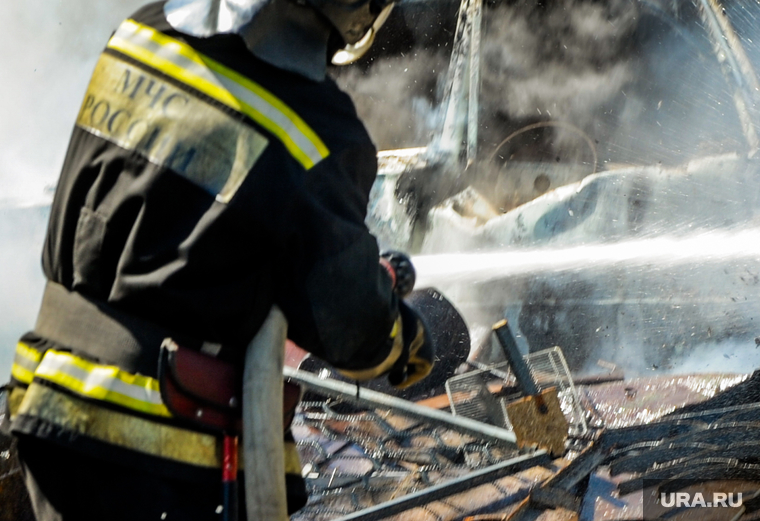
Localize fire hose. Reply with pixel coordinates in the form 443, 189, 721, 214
242, 306, 289, 521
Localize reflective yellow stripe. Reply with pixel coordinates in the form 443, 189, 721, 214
336, 317, 404, 381
10, 364, 34, 385
12, 343, 170, 417
16, 384, 295, 471
16, 384, 220, 467
34, 350, 170, 417
107, 19, 329, 170
11, 342, 43, 384
15, 342, 43, 363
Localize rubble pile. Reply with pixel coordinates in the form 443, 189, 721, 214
291, 372, 760, 520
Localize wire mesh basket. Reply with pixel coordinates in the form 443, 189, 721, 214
446, 346, 588, 437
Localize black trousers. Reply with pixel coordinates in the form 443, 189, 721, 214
17, 436, 305, 521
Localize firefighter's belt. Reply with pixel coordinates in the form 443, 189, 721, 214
14, 383, 223, 468
34, 281, 185, 378
11, 384, 303, 474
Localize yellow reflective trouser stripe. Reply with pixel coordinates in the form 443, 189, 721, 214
15, 383, 222, 468
33, 349, 170, 417
10, 341, 42, 384
107, 19, 330, 170
13, 385, 304, 473
337, 317, 404, 381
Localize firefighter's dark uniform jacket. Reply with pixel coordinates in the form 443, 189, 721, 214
5, 0, 403, 509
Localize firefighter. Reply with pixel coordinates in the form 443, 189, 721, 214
1, 0, 434, 518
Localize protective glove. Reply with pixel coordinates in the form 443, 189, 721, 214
380, 251, 416, 298
388, 300, 435, 389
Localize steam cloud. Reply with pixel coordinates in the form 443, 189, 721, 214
476, 0, 745, 169
347, 0, 760, 376
333, 50, 451, 150
480, 0, 637, 147
0, 0, 147, 206
0, 0, 146, 375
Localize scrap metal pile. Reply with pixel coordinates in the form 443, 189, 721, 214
289, 365, 760, 521
284, 294, 760, 520
290, 398, 535, 520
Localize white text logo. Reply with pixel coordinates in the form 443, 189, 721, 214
660, 492, 742, 508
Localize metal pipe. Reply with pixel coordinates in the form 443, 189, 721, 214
332, 450, 550, 521
466, 0, 482, 166
493, 320, 539, 397
283, 367, 518, 447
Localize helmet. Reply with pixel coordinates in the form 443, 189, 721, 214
164, 0, 392, 77
306, 0, 395, 65
164, 0, 269, 37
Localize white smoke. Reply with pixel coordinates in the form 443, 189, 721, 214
478, 0, 639, 165
0, 0, 147, 206
332, 50, 450, 150
0, 0, 146, 375
480, 0, 638, 124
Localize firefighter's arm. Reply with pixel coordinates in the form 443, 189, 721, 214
340, 253, 433, 388
335, 298, 434, 388
277, 146, 434, 386
294, 235, 435, 387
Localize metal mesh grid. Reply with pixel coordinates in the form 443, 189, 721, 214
446, 347, 588, 437
291, 400, 522, 520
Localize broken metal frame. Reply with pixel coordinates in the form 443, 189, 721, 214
444, 0, 760, 162
419, 0, 760, 168
331, 450, 550, 521
367, 0, 482, 252
430, 0, 482, 167
284, 367, 518, 448
696, 0, 760, 157
506, 441, 608, 519
378, 0, 760, 177
371, 0, 482, 176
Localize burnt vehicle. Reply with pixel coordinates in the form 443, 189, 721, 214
280, 1, 760, 519
348, 0, 760, 375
